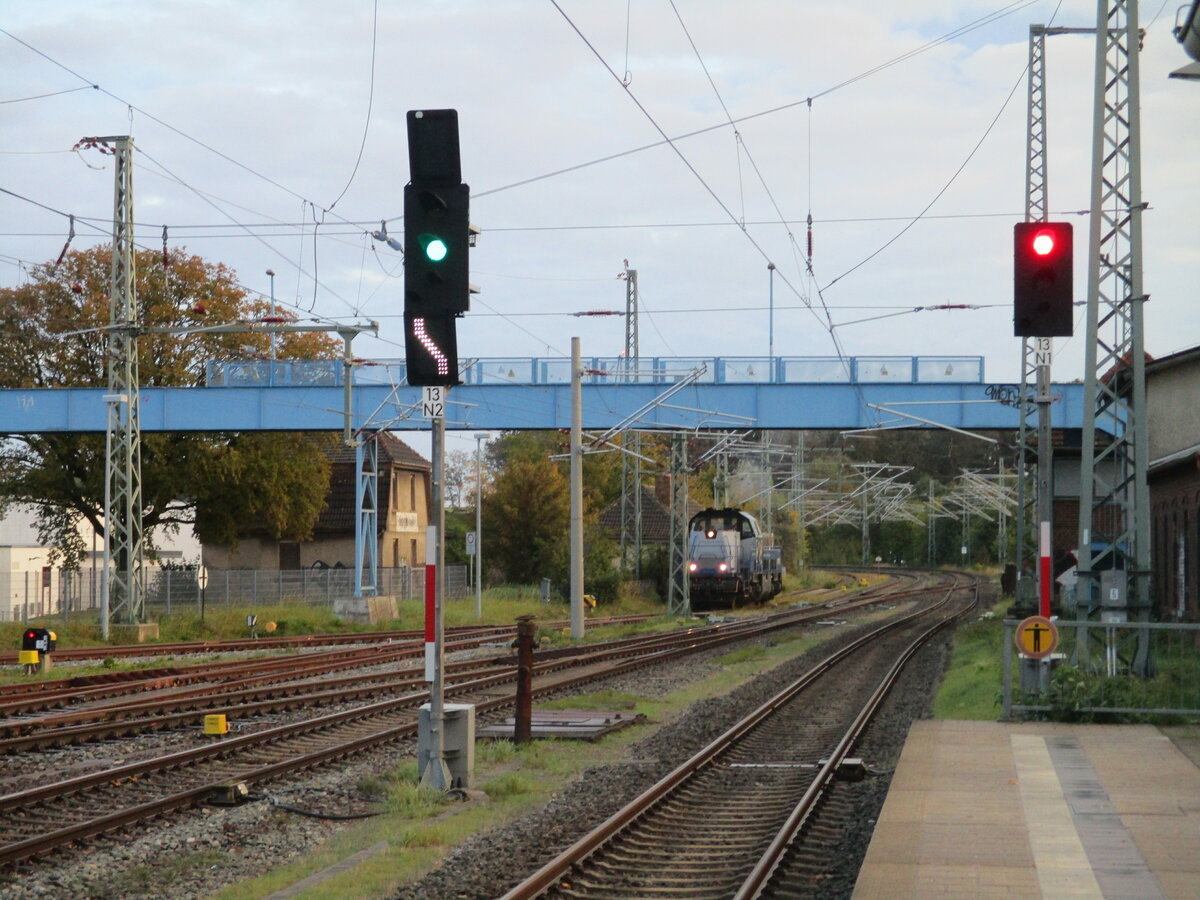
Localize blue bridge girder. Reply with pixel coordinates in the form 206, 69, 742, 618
0, 356, 1085, 433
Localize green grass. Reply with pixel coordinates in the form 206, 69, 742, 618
6, 583, 665, 657
932, 601, 1009, 720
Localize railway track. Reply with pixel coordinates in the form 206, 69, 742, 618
0, 573, 943, 869
0, 602, 857, 756
0, 615, 653, 666
499, 572, 978, 899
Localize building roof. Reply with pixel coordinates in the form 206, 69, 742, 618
597, 484, 703, 544
329, 432, 430, 470
1146, 344, 1200, 376
315, 433, 429, 535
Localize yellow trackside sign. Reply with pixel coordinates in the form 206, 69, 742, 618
1014, 615, 1059, 659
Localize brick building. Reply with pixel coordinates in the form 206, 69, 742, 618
1146, 346, 1200, 619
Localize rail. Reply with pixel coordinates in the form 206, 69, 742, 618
500, 573, 977, 898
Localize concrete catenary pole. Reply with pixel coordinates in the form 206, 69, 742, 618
570, 337, 585, 639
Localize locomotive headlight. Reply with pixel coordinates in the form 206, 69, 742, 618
688, 562, 698, 572
718, 563, 728, 573
705, 529, 717, 539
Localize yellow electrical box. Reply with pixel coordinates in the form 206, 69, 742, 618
204, 714, 229, 736
18, 650, 39, 666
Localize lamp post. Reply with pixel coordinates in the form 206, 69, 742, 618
265, 269, 277, 364
473, 432, 488, 619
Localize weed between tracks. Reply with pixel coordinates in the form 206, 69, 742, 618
205, 620, 840, 900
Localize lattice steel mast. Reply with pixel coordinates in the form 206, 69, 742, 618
1077, 0, 1151, 672
101, 136, 144, 634
667, 433, 690, 617
1014, 27, 1048, 612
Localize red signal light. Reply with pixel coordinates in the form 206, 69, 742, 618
1014, 221, 1073, 337
1031, 230, 1056, 256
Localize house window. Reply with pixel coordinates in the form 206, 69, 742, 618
410, 538, 418, 567
410, 475, 416, 512
393, 538, 401, 566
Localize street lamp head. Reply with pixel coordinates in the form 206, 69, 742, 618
266, 269, 275, 277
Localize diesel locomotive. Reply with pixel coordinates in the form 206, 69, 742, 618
686, 507, 784, 610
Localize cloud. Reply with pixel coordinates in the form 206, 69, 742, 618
1, 0, 1196, 387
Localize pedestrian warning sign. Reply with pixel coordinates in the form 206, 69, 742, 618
1014, 615, 1059, 659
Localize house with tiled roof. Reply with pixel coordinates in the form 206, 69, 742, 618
597, 476, 704, 546
201, 432, 431, 571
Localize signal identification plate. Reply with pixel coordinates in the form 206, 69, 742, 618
422, 385, 446, 419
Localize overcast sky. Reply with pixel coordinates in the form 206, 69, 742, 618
3, 1, 1198, 458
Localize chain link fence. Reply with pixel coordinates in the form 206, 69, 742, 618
2, 565, 470, 622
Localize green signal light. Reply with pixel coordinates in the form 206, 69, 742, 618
421, 235, 449, 262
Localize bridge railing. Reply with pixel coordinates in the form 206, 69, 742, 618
205, 355, 985, 388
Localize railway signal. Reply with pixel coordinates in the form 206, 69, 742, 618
403, 109, 469, 388
1013, 221, 1073, 337
404, 313, 460, 387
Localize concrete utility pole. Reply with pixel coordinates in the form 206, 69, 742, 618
618, 265, 643, 578
570, 337, 585, 639
474, 431, 488, 619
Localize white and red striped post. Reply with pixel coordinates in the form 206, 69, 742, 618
419, 396, 450, 791
424, 524, 437, 682
1039, 520, 1052, 619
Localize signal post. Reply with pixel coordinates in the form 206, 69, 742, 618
404, 110, 473, 791
1014, 221, 1073, 688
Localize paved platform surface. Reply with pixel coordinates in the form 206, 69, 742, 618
853, 721, 1200, 899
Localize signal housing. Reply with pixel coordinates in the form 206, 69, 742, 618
1014, 221, 1073, 337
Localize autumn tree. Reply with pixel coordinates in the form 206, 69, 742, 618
0, 246, 340, 565
481, 455, 570, 585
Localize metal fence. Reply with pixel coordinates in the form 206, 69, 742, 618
1, 565, 470, 623
1003, 618, 1200, 719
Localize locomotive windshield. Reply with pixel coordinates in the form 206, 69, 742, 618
690, 509, 755, 538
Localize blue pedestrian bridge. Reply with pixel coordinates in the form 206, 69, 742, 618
0, 355, 1085, 434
